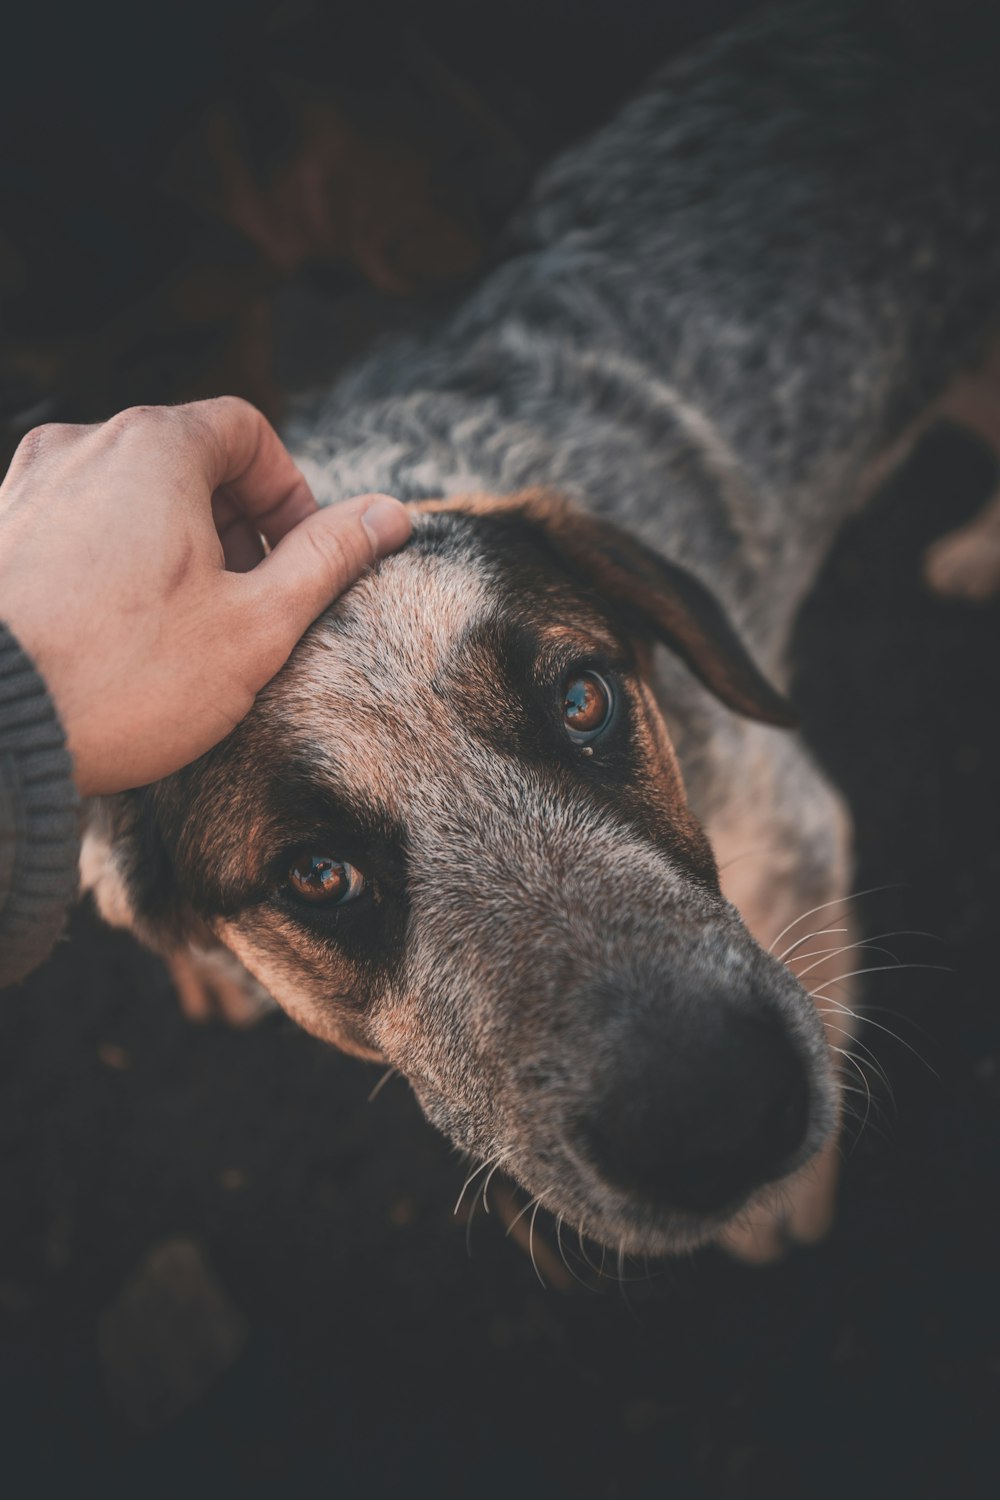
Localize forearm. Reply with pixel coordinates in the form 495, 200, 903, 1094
0, 622, 80, 987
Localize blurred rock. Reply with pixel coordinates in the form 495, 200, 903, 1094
98, 1237, 248, 1435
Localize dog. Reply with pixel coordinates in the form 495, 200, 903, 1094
80, 0, 1000, 1265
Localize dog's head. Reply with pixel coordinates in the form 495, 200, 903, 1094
100, 489, 836, 1256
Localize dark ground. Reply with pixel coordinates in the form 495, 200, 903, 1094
2, 4, 999, 1497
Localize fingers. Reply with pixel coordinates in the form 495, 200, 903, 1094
182, 395, 319, 546
237, 493, 412, 676
6, 401, 317, 551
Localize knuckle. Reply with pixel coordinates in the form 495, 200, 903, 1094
102, 405, 167, 442
192, 394, 258, 431
180, 395, 264, 472
14, 421, 78, 461
216, 395, 269, 463
215, 394, 256, 421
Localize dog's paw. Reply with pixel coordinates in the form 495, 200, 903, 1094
923, 493, 1000, 602
166, 946, 276, 1028
717, 1141, 839, 1266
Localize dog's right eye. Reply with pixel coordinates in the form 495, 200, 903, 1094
285, 853, 366, 906
561, 669, 614, 742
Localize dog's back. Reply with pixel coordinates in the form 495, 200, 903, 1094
290, 0, 1000, 654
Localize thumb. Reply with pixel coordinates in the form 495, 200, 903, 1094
242, 492, 412, 661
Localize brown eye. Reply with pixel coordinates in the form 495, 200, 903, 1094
561, 670, 613, 741
286, 853, 366, 906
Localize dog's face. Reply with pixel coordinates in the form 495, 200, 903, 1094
107, 491, 837, 1256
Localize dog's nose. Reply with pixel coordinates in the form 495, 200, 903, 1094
581, 1003, 811, 1215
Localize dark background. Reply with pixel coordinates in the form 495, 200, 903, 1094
1, 3, 998, 1496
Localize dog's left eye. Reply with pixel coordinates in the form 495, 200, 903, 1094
561, 669, 614, 742
285, 853, 366, 906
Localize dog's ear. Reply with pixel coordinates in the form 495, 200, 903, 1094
414, 489, 796, 728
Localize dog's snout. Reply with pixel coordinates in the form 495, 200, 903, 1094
580, 999, 811, 1215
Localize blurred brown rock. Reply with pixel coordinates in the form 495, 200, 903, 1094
98, 1236, 248, 1435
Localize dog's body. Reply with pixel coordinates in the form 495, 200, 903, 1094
83, 0, 1000, 1263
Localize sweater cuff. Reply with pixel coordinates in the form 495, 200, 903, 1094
0, 622, 81, 986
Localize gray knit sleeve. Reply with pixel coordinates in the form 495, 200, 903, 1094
0, 622, 80, 987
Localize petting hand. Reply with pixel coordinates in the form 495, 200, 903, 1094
0, 397, 411, 796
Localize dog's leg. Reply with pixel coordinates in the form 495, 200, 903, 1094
704, 731, 856, 1263
717, 1137, 843, 1266
80, 823, 275, 1027
923, 342, 1000, 601
924, 487, 1000, 602
163, 946, 277, 1028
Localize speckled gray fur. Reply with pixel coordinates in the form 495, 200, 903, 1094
289, 0, 1000, 683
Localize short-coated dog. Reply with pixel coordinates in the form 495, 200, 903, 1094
81, 0, 1000, 1264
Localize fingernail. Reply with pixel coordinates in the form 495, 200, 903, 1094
361, 496, 412, 554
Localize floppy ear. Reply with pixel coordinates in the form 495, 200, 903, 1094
414, 489, 797, 728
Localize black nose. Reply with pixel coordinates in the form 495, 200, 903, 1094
581, 1002, 811, 1215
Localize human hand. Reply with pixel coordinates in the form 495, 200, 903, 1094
0, 397, 411, 795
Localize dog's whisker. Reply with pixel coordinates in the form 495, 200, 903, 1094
555, 1212, 568, 1268
576, 1225, 614, 1281
465, 1193, 479, 1257
616, 1241, 637, 1314
788, 939, 902, 973
820, 997, 939, 1076
830, 1045, 874, 1138
528, 1200, 546, 1289
833, 1062, 893, 1152
504, 1192, 544, 1238
716, 846, 770, 874
849, 1002, 938, 1042
366, 1066, 398, 1103
801, 924, 947, 953
778, 926, 848, 964
555, 1215, 593, 1291
454, 1153, 502, 1216
837, 1080, 892, 1138
604, 1239, 659, 1289
841, 1054, 896, 1133
791, 928, 946, 979
828, 1030, 897, 1105
812, 972, 944, 1074
815, 994, 860, 1022
767, 883, 907, 955
481, 1156, 508, 1215
796, 946, 889, 981
813, 980, 941, 1041
811, 959, 953, 984
575, 1224, 607, 1280
824, 1019, 895, 1083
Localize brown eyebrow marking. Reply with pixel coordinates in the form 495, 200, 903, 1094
533, 622, 623, 656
